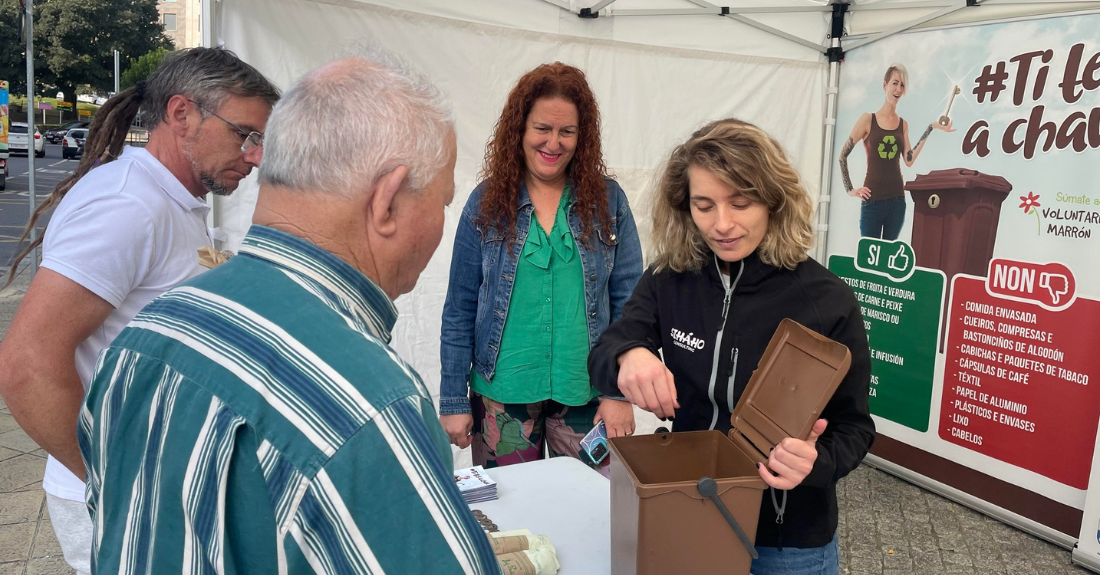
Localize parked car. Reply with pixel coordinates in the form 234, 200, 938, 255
9, 122, 46, 158
46, 121, 89, 144
62, 128, 88, 160
0, 154, 8, 191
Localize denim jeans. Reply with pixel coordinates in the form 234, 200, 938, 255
750, 535, 839, 575
859, 196, 906, 240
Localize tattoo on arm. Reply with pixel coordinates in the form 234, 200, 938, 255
839, 137, 856, 192
908, 124, 934, 163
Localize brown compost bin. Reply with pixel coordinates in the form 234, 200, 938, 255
905, 169, 1011, 349
607, 319, 852, 575
905, 168, 1012, 279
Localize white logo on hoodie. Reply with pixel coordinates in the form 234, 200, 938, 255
670, 328, 706, 352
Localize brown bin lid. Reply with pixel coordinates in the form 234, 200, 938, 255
904, 168, 1012, 193
728, 319, 851, 464
608, 431, 767, 500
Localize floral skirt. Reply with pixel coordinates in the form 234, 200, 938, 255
470, 393, 607, 475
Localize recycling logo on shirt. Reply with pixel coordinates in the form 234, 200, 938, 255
878, 135, 898, 159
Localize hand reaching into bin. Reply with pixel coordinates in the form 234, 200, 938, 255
757, 418, 827, 490
616, 347, 680, 419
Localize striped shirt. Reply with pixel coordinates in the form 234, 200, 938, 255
78, 225, 500, 575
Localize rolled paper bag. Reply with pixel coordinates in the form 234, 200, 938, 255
489, 535, 531, 555
488, 531, 556, 555
496, 546, 560, 575
198, 246, 232, 269
523, 535, 555, 555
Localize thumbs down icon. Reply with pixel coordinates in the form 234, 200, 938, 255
1039, 272, 1068, 305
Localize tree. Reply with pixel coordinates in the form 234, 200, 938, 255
120, 47, 171, 90
0, 0, 173, 107
0, 1, 35, 95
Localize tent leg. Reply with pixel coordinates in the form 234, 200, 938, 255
814, 47, 840, 264
814, 5, 846, 263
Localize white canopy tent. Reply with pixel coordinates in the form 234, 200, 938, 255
200, 0, 1100, 559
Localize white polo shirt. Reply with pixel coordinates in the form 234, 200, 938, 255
40, 146, 212, 501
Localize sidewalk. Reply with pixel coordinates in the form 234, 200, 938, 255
837, 465, 1088, 575
0, 265, 1091, 575
0, 269, 71, 575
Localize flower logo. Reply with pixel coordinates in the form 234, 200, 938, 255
1019, 192, 1041, 213
1019, 192, 1042, 235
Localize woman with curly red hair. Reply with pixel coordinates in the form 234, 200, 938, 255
439, 62, 643, 472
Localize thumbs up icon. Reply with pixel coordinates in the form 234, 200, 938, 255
1039, 272, 1069, 305
887, 244, 909, 272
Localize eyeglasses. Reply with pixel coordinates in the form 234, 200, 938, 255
188, 99, 263, 153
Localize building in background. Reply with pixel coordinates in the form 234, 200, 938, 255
158, 0, 202, 49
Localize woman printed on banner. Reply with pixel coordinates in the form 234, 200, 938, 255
840, 63, 955, 240
589, 118, 875, 575
439, 62, 643, 473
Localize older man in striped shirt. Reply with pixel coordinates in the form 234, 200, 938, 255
78, 47, 500, 574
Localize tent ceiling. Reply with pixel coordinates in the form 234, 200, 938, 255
557, 0, 1100, 57
335, 0, 1100, 63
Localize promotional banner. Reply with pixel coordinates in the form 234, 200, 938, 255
1, 80, 9, 154
825, 13, 1100, 541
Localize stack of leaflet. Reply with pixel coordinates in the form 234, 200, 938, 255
454, 466, 498, 503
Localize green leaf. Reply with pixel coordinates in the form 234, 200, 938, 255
494, 418, 530, 457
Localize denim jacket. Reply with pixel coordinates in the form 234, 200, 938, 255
438, 178, 644, 415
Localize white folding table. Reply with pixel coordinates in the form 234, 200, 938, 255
469, 457, 611, 575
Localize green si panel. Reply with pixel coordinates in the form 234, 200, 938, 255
829, 239, 945, 431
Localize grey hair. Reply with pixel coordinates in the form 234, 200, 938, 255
6, 46, 279, 286
258, 44, 455, 195
141, 47, 281, 129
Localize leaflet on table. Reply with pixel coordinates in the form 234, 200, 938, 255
454, 465, 498, 503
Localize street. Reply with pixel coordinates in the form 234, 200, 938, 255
1, 144, 71, 276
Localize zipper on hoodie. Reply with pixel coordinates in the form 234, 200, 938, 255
707, 256, 743, 430
726, 346, 739, 414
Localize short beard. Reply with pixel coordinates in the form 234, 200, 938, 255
200, 173, 233, 197
183, 140, 235, 197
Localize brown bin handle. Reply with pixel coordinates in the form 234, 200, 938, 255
960, 169, 979, 175
697, 477, 759, 559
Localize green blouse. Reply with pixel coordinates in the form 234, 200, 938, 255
471, 188, 597, 406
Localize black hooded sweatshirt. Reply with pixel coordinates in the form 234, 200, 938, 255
589, 250, 875, 548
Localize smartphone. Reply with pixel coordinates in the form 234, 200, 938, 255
580, 420, 610, 465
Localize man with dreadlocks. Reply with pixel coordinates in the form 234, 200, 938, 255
0, 47, 279, 575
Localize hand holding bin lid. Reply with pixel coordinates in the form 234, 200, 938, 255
606, 319, 851, 575
728, 318, 853, 466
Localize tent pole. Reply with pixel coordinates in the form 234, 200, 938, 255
202, 0, 221, 248
24, 0, 38, 275
724, 13, 828, 53
814, 3, 847, 264
814, 43, 841, 263
536, 0, 571, 11
845, 2, 967, 52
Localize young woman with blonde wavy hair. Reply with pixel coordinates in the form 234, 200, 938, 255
589, 118, 874, 575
